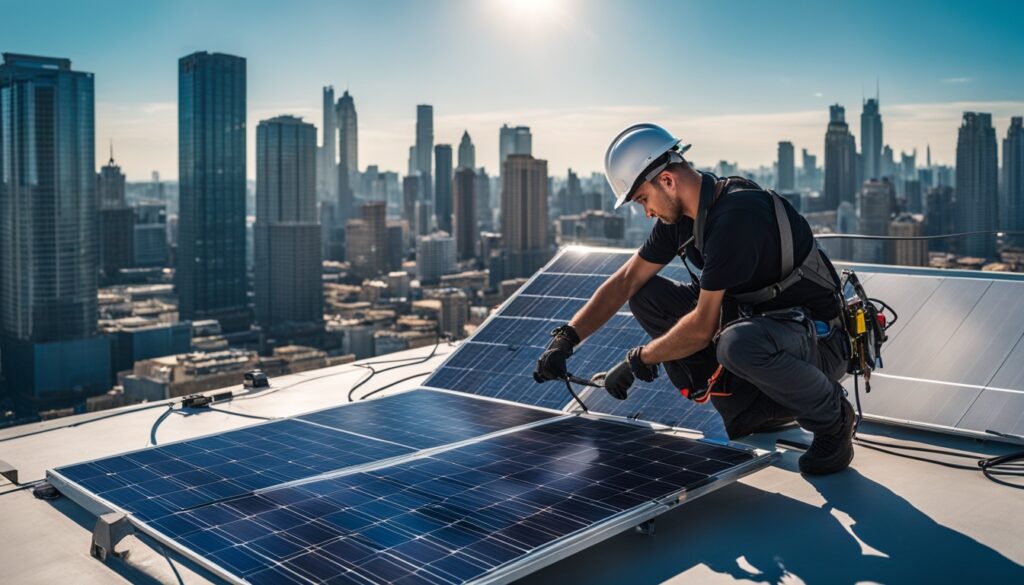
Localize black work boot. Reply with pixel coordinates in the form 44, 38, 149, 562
798, 399, 855, 475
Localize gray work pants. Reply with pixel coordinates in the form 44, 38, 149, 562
628, 276, 848, 435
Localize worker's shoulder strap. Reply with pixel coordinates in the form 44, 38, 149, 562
692, 176, 760, 256
729, 188, 840, 308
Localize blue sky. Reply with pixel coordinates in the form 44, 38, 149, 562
3, 0, 1022, 180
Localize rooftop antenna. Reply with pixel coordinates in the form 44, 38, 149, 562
108, 139, 115, 165
876, 76, 880, 104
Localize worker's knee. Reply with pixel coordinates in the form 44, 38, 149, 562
716, 321, 770, 373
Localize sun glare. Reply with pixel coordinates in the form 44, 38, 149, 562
492, 0, 568, 25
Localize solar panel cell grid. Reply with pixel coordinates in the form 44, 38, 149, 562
545, 250, 633, 275
148, 416, 755, 584
424, 342, 568, 411
56, 420, 412, 521
520, 273, 608, 300
298, 390, 556, 451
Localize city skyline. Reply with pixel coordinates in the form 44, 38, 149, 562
3, 0, 1023, 180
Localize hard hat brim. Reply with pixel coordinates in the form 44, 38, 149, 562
612, 142, 692, 209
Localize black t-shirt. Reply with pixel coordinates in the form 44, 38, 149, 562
638, 172, 841, 321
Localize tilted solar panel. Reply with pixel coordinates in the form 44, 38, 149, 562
52, 391, 558, 521
56, 414, 767, 584
833, 265, 1024, 441
425, 248, 728, 438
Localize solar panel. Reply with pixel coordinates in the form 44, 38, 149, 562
52, 390, 558, 522
426, 248, 727, 437
85, 416, 767, 584
832, 265, 1024, 441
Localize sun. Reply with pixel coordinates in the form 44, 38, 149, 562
492, 0, 566, 24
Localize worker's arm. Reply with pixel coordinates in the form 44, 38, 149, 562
640, 288, 723, 364
569, 253, 664, 340
534, 253, 662, 383
601, 288, 723, 400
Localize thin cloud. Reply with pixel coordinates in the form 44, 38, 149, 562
942, 77, 972, 84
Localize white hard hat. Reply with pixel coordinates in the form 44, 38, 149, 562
604, 123, 691, 209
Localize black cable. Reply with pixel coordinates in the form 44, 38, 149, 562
236, 340, 452, 404
853, 434, 1024, 486
148, 405, 174, 446
346, 338, 443, 402
0, 479, 45, 497
203, 406, 275, 421
357, 371, 435, 401
0, 402, 171, 444
157, 544, 185, 585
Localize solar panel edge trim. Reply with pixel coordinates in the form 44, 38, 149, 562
468, 446, 777, 585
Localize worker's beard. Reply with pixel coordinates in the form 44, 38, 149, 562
658, 198, 684, 224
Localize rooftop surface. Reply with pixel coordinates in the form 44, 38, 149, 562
2, 342, 1022, 584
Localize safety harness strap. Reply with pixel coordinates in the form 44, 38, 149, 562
728, 189, 840, 308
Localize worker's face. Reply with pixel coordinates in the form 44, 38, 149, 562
633, 172, 682, 224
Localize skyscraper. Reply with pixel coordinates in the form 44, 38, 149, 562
434, 144, 453, 233
438, 289, 469, 339
346, 202, 387, 279
1003, 117, 1024, 248
458, 130, 475, 169
317, 86, 336, 202
889, 213, 928, 266
861, 97, 883, 181
97, 150, 134, 285
453, 167, 477, 261
254, 115, 322, 337
926, 186, 956, 253
955, 112, 998, 258
777, 141, 795, 191
0, 53, 110, 401
824, 104, 858, 210
178, 51, 249, 332
416, 105, 433, 199
475, 168, 493, 232
801, 148, 819, 191
336, 89, 357, 222
856, 178, 896, 264
133, 202, 168, 267
416, 233, 456, 285
403, 175, 419, 227
501, 154, 550, 277
498, 124, 532, 229
499, 124, 532, 165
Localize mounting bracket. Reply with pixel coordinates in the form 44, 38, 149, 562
90, 512, 134, 561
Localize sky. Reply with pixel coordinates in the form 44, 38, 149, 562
2, 0, 1023, 181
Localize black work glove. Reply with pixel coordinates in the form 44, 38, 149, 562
603, 346, 659, 400
533, 325, 581, 383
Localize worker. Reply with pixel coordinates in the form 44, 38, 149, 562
534, 123, 854, 475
